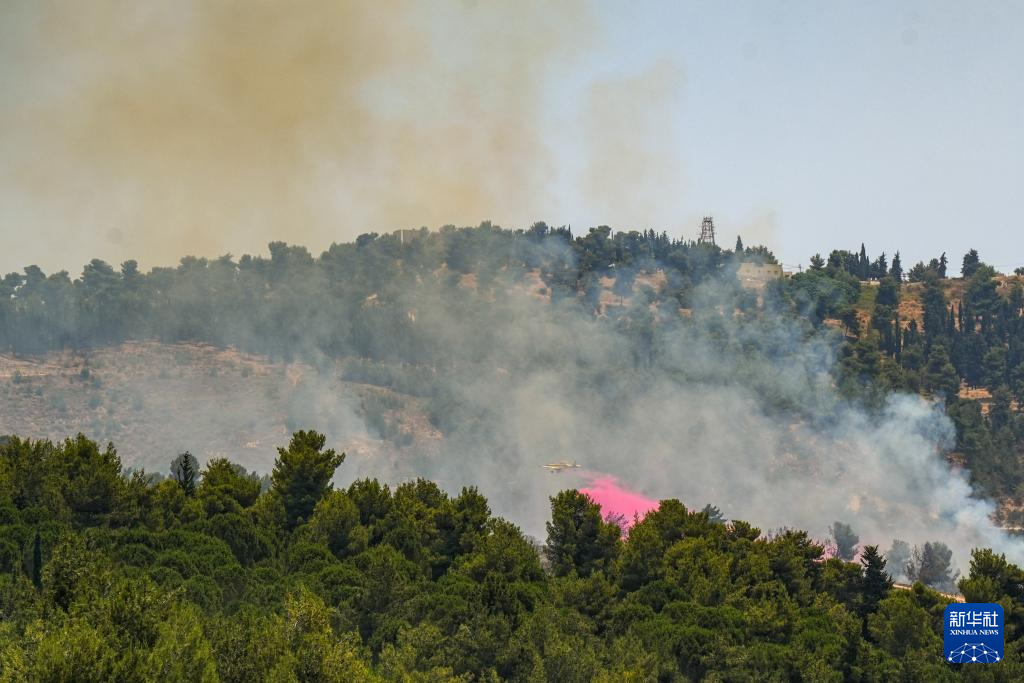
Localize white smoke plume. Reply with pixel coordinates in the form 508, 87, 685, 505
328, 255, 1023, 574
2, 233, 1017, 576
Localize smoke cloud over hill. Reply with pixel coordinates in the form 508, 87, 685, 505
1, 225, 1019, 575
0, 1, 692, 272
343, 266, 1021, 573
0, 0, 1017, 569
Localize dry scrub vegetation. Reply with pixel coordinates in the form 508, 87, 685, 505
0, 341, 441, 476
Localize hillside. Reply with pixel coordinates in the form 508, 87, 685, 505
0, 259, 673, 479
892, 274, 1024, 407
3, 226, 1024, 579
0, 341, 441, 477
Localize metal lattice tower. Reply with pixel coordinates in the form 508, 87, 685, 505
697, 216, 716, 245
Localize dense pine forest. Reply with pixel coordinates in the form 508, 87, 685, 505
3, 223, 1024, 679
2, 429, 1024, 681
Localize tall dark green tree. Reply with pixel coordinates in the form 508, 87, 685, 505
870, 252, 888, 280
58, 434, 125, 525
200, 457, 261, 507
271, 430, 345, 530
171, 451, 199, 497
858, 243, 869, 279
32, 529, 43, 588
962, 249, 981, 278
890, 252, 903, 282
923, 344, 960, 398
544, 490, 621, 577
860, 544, 892, 614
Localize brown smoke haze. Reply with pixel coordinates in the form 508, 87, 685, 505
583, 59, 687, 225
0, 1, 691, 272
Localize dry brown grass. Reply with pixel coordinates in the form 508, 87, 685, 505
896, 275, 1023, 329
635, 270, 667, 292
0, 341, 438, 476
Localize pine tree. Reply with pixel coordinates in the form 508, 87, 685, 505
962, 249, 981, 278
906, 542, 959, 592
545, 490, 621, 577
734, 236, 744, 255
271, 430, 345, 530
938, 252, 948, 278
31, 529, 42, 588
830, 521, 859, 561
702, 503, 726, 525
860, 544, 892, 614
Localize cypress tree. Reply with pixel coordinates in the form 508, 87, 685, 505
892, 313, 902, 360
32, 530, 42, 588
921, 274, 947, 343
172, 451, 198, 497
890, 251, 903, 282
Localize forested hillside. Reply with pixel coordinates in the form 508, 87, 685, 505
2, 430, 1023, 681
802, 248, 1024, 513
5, 0, 1021, 676
4, 224, 1024, 678
2, 224, 1023, 519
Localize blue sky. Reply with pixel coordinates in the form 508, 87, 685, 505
569, 1, 1024, 272
1, 1, 1021, 274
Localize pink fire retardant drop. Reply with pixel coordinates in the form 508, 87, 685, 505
580, 476, 658, 528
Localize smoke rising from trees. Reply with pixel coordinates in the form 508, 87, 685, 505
1, 229, 1020, 576
358, 264, 1021, 573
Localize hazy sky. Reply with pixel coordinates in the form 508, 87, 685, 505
1, 0, 1022, 275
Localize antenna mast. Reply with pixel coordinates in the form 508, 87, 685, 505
697, 216, 716, 245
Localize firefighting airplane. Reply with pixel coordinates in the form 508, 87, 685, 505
541, 460, 581, 473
